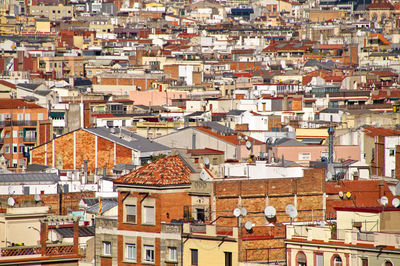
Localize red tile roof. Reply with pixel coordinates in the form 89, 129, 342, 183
326, 180, 395, 218
187, 148, 224, 155
363, 126, 400, 137
0, 80, 16, 89
195, 127, 264, 145
113, 155, 192, 186
0, 99, 44, 109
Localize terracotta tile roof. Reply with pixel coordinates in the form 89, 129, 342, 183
363, 126, 400, 137
0, 80, 16, 89
367, 0, 394, 9
262, 40, 314, 53
371, 70, 398, 77
113, 155, 192, 186
195, 127, 264, 145
318, 44, 344, 50
0, 99, 44, 109
326, 180, 395, 217
187, 148, 224, 155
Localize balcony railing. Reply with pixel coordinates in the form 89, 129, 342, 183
1, 246, 41, 257
0, 243, 75, 258
23, 137, 37, 143
0, 120, 37, 127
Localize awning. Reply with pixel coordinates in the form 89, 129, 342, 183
50, 112, 65, 118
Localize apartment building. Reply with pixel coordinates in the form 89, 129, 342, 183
103, 154, 211, 265
30, 4, 74, 21
0, 99, 51, 170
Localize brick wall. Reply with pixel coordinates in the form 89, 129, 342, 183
213, 168, 325, 262
32, 129, 133, 173
0, 191, 94, 215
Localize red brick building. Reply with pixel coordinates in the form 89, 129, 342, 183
96, 155, 211, 265
0, 99, 51, 171
31, 128, 170, 174
213, 167, 326, 263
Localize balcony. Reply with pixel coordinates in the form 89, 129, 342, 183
0, 120, 37, 127
0, 243, 74, 257
23, 137, 37, 143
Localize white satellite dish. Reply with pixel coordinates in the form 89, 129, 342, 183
233, 208, 241, 217
380, 196, 388, 206
286, 204, 298, 218
34, 194, 41, 202
203, 157, 210, 166
392, 198, 400, 208
244, 221, 254, 231
241, 207, 247, 216
244, 135, 248, 141
7, 197, 15, 207
200, 170, 208, 181
245, 141, 252, 149
264, 206, 276, 219
395, 183, 400, 196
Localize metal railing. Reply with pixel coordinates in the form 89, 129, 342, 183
0, 120, 37, 127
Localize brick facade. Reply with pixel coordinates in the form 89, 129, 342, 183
213, 168, 326, 263
31, 129, 133, 173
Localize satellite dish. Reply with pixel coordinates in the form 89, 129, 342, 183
233, 208, 241, 217
244, 135, 248, 141
392, 198, 400, 208
34, 194, 41, 202
395, 183, 400, 196
241, 207, 247, 216
338, 191, 344, 198
380, 196, 388, 206
203, 157, 210, 166
266, 137, 273, 144
286, 204, 298, 218
200, 170, 208, 181
245, 141, 252, 149
244, 221, 254, 231
346, 192, 351, 199
264, 206, 276, 219
238, 135, 242, 140
7, 197, 15, 207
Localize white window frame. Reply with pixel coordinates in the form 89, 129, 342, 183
103, 241, 111, 256
168, 246, 177, 262
126, 204, 136, 224
125, 243, 136, 261
144, 245, 155, 263
143, 205, 155, 225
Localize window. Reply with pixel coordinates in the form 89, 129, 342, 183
316, 253, 323, 266
143, 206, 155, 225
38, 113, 44, 120
168, 247, 177, 262
225, 252, 232, 266
19, 145, 24, 154
125, 244, 136, 261
297, 252, 306, 266
19, 130, 24, 138
12, 130, 17, 138
390, 149, 395, 156
144, 245, 154, 263
103, 241, 111, 256
333, 255, 342, 266
361, 258, 368, 266
384, 260, 393, 266
191, 249, 198, 266
4, 145, 10, 154
23, 186, 29, 195
298, 152, 311, 161
126, 205, 136, 223
13, 144, 17, 154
